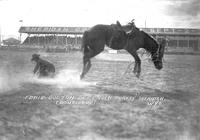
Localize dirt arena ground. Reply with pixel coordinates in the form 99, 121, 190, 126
0, 50, 200, 140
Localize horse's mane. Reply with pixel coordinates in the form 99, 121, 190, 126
141, 31, 158, 45
141, 30, 159, 55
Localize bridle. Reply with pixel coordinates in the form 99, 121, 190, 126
151, 44, 162, 63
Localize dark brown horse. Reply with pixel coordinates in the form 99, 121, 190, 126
80, 21, 165, 79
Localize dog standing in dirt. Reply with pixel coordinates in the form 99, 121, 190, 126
31, 54, 55, 78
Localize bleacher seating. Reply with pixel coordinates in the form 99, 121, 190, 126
23, 36, 82, 46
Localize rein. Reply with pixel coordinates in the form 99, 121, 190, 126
151, 44, 163, 63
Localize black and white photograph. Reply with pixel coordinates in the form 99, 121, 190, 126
0, 0, 200, 139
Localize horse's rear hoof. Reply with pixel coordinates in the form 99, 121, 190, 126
80, 74, 84, 80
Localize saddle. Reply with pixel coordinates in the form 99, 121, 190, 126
126, 21, 140, 37
127, 27, 140, 37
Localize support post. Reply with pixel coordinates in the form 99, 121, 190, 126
38, 34, 40, 46
28, 34, 30, 45
75, 34, 77, 46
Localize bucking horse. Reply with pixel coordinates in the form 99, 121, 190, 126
80, 20, 165, 79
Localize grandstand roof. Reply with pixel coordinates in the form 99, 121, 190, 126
19, 26, 200, 36
19, 26, 90, 34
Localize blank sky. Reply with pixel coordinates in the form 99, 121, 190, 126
0, 0, 199, 37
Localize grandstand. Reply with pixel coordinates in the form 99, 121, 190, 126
143, 28, 200, 52
18, 27, 86, 52
19, 26, 200, 53
22, 35, 81, 49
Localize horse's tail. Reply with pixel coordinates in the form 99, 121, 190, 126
81, 31, 89, 53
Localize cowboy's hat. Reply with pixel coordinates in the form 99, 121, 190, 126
31, 54, 40, 61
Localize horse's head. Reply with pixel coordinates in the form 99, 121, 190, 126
143, 32, 166, 70
151, 42, 165, 70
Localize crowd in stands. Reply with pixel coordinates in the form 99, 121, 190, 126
22, 35, 82, 52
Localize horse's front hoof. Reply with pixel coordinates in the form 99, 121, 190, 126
133, 69, 137, 74
80, 74, 84, 80
135, 72, 140, 78
133, 70, 140, 78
